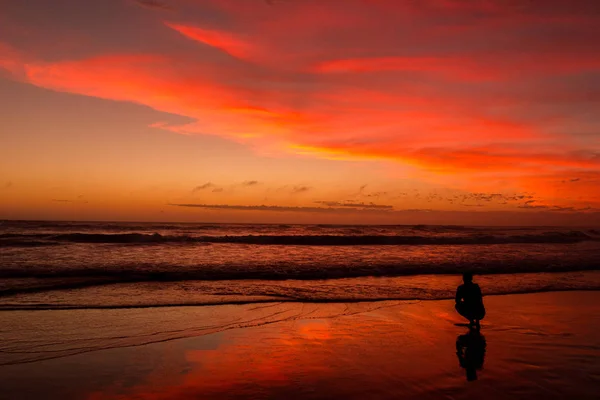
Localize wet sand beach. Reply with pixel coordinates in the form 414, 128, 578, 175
1, 291, 598, 399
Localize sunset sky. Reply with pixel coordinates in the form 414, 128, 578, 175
1, 0, 599, 224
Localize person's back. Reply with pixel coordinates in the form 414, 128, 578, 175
456, 282, 483, 307
455, 273, 485, 328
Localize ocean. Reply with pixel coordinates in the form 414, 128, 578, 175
1, 220, 599, 310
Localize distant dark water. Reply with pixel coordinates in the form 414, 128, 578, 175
1, 220, 599, 309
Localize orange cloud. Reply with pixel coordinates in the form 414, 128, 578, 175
314, 57, 499, 81
313, 54, 600, 82
1, 0, 599, 213
292, 143, 600, 174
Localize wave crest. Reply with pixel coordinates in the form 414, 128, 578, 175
1, 230, 595, 246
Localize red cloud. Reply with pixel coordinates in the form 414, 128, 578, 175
1, 0, 599, 209
166, 23, 258, 60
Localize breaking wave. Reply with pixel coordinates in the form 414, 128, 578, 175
2, 259, 600, 298
1, 230, 596, 246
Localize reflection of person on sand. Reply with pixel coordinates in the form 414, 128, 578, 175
456, 330, 486, 381
455, 272, 486, 330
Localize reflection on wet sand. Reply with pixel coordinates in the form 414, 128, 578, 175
0, 292, 599, 400
456, 330, 487, 381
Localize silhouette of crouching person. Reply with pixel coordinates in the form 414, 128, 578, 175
455, 272, 486, 329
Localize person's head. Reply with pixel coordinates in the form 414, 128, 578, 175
463, 272, 473, 284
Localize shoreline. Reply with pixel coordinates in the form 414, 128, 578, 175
2, 287, 600, 311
